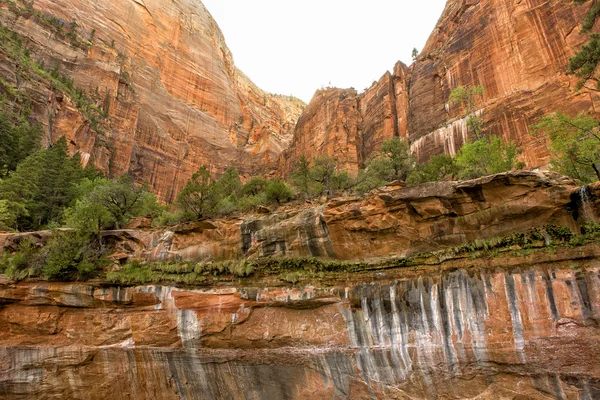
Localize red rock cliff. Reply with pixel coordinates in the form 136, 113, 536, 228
281, 0, 600, 174
0, 0, 305, 201
1, 258, 599, 399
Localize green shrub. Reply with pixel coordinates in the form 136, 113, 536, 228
265, 179, 294, 204
545, 224, 573, 242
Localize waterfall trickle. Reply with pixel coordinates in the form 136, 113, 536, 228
579, 186, 597, 223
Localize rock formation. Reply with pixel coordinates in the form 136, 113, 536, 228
1, 254, 599, 399
1, 173, 600, 399
77, 172, 600, 262
0, 0, 304, 202
1, 171, 596, 264
281, 0, 600, 175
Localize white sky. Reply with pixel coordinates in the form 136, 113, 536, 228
202, 1, 448, 103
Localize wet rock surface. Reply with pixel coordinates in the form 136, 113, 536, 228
34, 171, 585, 264
0, 259, 599, 399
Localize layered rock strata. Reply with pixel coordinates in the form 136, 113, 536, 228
0, 0, 304, 201
281, 0, 600, 174
1, 254, 599, 399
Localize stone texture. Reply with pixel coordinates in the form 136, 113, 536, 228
408, 0, 599, 166
0, 172, 596, 264
69, 172, 594, 263
0, 0, 304, 202
281, 0, 600, 174
0, 257, 599, 399
280, 65, 409, 177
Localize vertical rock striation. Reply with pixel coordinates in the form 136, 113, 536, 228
0, 0, 305, 201
0, 262, 599, 399
281, 0, 600, 174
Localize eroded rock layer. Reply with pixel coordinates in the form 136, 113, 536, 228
281, 0, 600, 174
1, 256, 599, 399
0, 0, 304, 201
102, 172, 599, 262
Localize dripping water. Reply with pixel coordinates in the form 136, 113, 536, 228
579, 186, 597, 223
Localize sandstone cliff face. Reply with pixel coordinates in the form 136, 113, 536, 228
1, 258, 599, 399
409, 0, 598, 166
282, 0, 599, 173
0, 173, 599, 399
280, 64, 409, 176
0, 0, 304, 201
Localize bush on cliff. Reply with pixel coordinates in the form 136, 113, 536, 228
163, 166, 295, 225
407, 154, 458, 184
0, 137, 101, 231
568, 0, 600, 89
352, 137, 416, 193
533, 112, 600, 183
64, 175, 163, 231
453, 136, 524, 180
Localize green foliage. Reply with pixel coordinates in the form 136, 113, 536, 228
407, 154, 458, 184
0, 200, 27, 231
0, 238, 37, 280
290, 156, 312, 198
168, 166, 295, 225
533, 112, 600, 182
373, 137, 416, 181
0, 137, 94, 230
454, 136, 523, 180
352, 167, 387, 194
0, 23, 106, 134
41, 231, 104, 280
0, 112, 42, 177
353, 137, 416, 193
569, 1, 600, 89
264, 178, 294, 204
411, 48, 419, 61
65, 175, 161, 230
175, 166, 215, 220
545, 224, 574, 242
450, 85, 485, 136
241, 177, 268, 196
0, 230, 106, 281
449, 85, 484, 112
309, 155, 338, 197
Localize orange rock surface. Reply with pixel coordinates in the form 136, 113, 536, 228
0, 256, 599, 399
282, 0, 600, 173
0, 0, 304, 201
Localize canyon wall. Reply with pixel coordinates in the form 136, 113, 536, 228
281, 0, 600, 174
1, 257, 599, 399
0, 0, 304, 202
1, 172, 599, 399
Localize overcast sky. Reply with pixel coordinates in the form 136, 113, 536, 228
202, 1, 447, 103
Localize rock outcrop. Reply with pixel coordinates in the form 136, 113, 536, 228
279, 64, 409, 176
281, 0, 600, 174
0, 0, 304, 201
92, 172, 600, 262
3, 171, 594, 264
1, 253, 599, 399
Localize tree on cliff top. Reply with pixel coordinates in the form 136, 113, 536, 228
569, 0, 600, 90
533, 112, 600, 183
